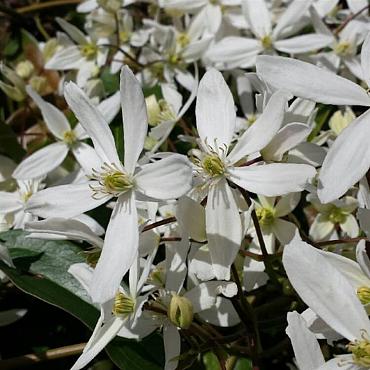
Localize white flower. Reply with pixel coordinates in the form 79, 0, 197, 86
26, 66, 193, 303
190, 68, 315, 279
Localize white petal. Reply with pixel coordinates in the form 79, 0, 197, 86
163, 324, 181, 370
45, 46, 83, 70
316, 356, 353, 370
356, 240, 370, 280
286, 311, 325, 370
120, 66, 148, 173
358, 207, 370, 239
135, 154, 192, 200
262, 122, 311, 162
309, 215, 334, 241
26, 183, 107, 218
26, 86, 70, 139
71, 317, 125, 370
90, 192, 138, 303
318, 109, 370, 203
73, 213, 105, 236
361, 32, 370, 88
272, 0, 312, 39
64, 82, 120, 165
205, 4, 222, 34
72, 142, 101, 175
272, 218, 297, 246
229, 163, 316, 196
227, 90, 287, 163
256, 55, 370, 106
56, 17, 87, 45
274, 192, 301, 217
341, 214, 359, 238
242, 0, 271, 39
184, 281, 237, 313
0, 192, 23, 213
13, 142, 68, 180
25, 218, 103, 248
283, 239, 370, 342
243, 257, 268, 291
0, 155, 16, 181
196, 69, 236, 150
206, 179, 242, 280
274, 34, 334, 54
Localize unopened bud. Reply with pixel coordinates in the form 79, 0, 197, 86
168, 294, 193, 329
15, 61, 35, 79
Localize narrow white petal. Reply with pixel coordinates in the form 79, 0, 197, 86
13, 142, 68, 180
263, 122, 311, 162
72, 142, 101, 175
64, 82, 120, 164
206, 179, 242, 280
318, 109, 370, 203
163, 324, 181, 370
26, 86, 70, 139
0, 192, 23, 213
341, 214, 359, 238
68, 262, 94, 293
274, 34, 334, 54
45, 46, 83, 70
272, 0, 312, 39
274, 192, 301, 217
56, 17, 88, 45
286, 311, 325, 370
361, 32, 370, 88
97, 91, 121, 125
120, 66, 148, 173
90, 192, 138, 303
196, 69, 236, 150
229, 163, 316, 196
25, 218, 103, 248
135, 154, 192, 200
272, 218, 296, 246
358, 208, 370, 240
309, 215, 334, 241
71, 317, 125, 370
26, 183, 107, 218
242, 0, 271, 39
227, 90, 287, 163
256, 55, 370, 106
283, 239, 370, 342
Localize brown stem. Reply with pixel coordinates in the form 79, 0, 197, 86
17, 0, 81, 13
334, 4, 370, 36
315, 236, 367, 247
0, 343, 85, 370
142, 216, 177, 232
100, 44, 145, 68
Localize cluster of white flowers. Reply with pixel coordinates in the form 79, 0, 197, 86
2, 0, 370, 368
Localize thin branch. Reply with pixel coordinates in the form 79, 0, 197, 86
334, 4, 370, 35
17, 0, 81, 13
142, 216, 177, 232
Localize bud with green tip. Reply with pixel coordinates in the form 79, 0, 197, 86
168, 293, 194, 329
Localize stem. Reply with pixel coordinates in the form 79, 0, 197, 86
100, 44, 145, 68
17, 0, 81, 13
315, 236, 366, 247
142, 216, 177, 232
0, 343, 85, 370
334, 4, 370, 35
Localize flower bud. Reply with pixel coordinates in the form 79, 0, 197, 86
168, 294, 193, 329
357, 286, 370, 305
15, 61, 35, 79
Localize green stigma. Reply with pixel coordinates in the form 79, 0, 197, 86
81, 43, 98, 59
334, 41, 353, 56
261, 35, 273, 49
327, 205, 347, 224
256, 207, 275, 227
103, 171, 133, 193
201, 154, 225, 177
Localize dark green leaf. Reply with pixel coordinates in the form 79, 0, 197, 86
0, 122, 26, 162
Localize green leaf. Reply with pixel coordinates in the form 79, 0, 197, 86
0, 230, 90, 302
203, 352, 221, 370
101, 67, 119, 95
307, 104, 334, 141
0, 233, 165, 369
0, 122, 26, 162
234, 358, 253, 370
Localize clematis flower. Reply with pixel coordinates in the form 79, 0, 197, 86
307, 194, 359, 241
283, 236, 370, 369
13, 87, 120, 179
256, 37, 370, 203
26, 66, 193, 303
190, 68, 315, 279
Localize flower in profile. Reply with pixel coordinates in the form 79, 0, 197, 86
26, 66, 193, 303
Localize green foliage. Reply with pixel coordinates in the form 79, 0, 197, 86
0, 121, 26, 162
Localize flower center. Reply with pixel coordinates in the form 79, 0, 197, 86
334, 41, 354, 56
261, 35, 273, 49
357, 286, 370, 305
327, 206, 347, 224
177, 32, 190, 48
348, 338, 370, 367
81, 43, 98, 59
63, 130, 76, 145
201, 154, 225, 177
113, 292, 136, 316
89, 163, 134, 198
256, 207, 275, 226
21, 191, 33, 203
